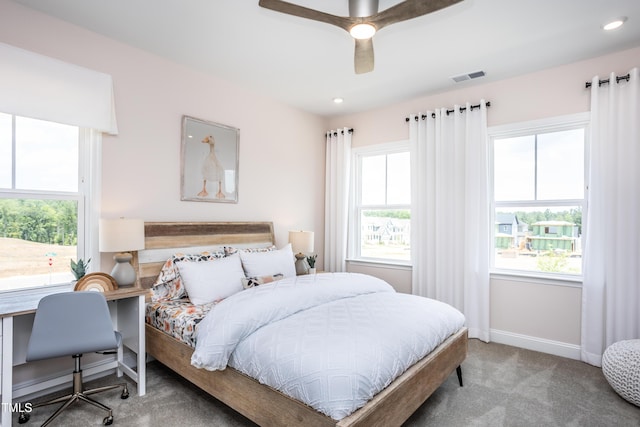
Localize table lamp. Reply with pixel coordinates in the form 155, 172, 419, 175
99, 218, 145, 287
289, 230, 314, 275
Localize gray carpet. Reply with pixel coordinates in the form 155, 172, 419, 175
14, 340, 640, 426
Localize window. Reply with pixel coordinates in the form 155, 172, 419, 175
0, 112, 94, 291
490, 114, 588, 277
352, 142, 411, 263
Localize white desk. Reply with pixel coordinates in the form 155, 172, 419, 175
0, 287, 147, 427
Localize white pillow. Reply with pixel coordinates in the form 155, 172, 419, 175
239, 243, 296, 278
176, 253, 245, 305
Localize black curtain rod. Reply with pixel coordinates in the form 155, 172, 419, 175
327, 128, 354, 137
404, 101, 491, 122
585, 73, 630, 88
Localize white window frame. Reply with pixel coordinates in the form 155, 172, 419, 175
0, 116, 101, 293
488, 112, 589, 282
349, 140, 411, 266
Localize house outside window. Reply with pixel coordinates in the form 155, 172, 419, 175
351, 141, 411, 264
0, 112, 93, 291
489, 113, 588, 277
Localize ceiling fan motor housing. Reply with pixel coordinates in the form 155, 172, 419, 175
349, 0, 379, 17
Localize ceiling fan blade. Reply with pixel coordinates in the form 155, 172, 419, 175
259, 0, 354, 32
354, 38, 374, 74
371, 0, 463, 30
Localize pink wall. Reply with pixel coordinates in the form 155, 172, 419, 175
329, 46, 640, 146
0, 0, 330, 267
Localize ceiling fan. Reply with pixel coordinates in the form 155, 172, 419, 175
258, 0, 463, 74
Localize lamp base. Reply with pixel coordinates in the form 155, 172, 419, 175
110, 252, 136, 287
294, 253, 310, 275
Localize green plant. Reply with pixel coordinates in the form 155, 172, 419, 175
306, 254, 317, 268
536, 251, 568, 273
70, 258, 91, 280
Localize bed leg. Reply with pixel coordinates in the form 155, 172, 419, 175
456, 365, 463, 387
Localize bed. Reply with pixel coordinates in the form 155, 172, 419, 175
136, 221, 468, 427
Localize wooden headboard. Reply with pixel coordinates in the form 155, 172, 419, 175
134, 222, 275, 289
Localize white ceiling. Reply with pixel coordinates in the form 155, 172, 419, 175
13, 0, 640, 117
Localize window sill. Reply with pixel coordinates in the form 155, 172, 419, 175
0, 282, 74, 317
0, 281, 73, 297
490, 270, 582, 288
346, 259, 412, 271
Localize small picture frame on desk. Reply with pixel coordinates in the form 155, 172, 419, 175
73, 272, 118, 292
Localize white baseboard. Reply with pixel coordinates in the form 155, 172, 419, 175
490, 329, 581, 360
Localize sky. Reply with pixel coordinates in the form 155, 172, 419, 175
1, 112, 78, 192
494, 128, 585, 202
358, 127, 584, 209
361, 151, 410, 206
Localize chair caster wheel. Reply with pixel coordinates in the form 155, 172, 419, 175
121, 385, 129, 399
18, 412, 30, 424
103, 415, 114, 425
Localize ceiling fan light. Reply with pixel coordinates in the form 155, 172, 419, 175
350, 23, 376, 40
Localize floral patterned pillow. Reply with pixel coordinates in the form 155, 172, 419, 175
241, 273, 284, 289
223, 245, 276, 257
151, 252, 225, 301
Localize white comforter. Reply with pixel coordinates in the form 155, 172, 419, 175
191, 272, 465, 420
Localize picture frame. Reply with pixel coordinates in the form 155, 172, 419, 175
181, 115, 239, 203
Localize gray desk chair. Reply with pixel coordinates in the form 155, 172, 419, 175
18, 292, 129, 426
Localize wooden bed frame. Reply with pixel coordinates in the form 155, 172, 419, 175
135, 222, 468, 427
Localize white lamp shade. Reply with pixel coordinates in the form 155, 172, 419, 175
289, 230, 314, 254
99, 218, 145, 253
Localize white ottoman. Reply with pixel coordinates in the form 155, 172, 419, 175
602, 339, 640, 407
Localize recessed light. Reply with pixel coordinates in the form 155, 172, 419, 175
333, 97, 344, 104
603, 17, 627, 31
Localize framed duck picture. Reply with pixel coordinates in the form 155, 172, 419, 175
181, 115, 239, 203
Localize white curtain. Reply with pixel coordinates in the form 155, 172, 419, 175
581, 68, 640, 366
409, 101, 490, 341
324, 128, 352, 272
0, 42, 118, 134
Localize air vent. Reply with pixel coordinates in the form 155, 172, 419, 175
451, 70, 486, 83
